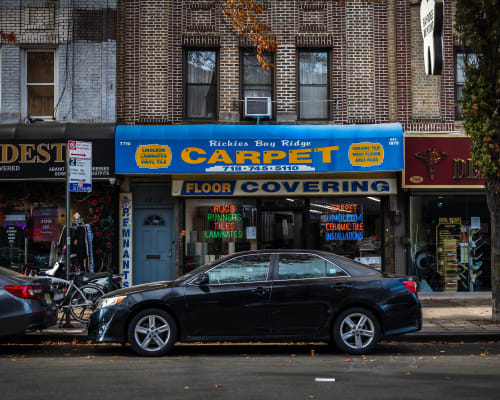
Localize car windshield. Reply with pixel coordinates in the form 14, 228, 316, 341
0, 265, 23, 277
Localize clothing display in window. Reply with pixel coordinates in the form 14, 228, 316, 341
58, 219, 94, 273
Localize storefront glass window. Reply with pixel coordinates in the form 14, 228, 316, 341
184, 199, 257, 273
308, 197, 382, 270
410, 195, 490, 292
0, 182, 117, 274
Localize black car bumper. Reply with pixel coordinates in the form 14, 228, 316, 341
382, 296, 422, 336
88, 305, 129, 343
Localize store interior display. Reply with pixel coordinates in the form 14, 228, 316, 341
0, 182, 117, 274
184, 199, 257, 272
411, 196, 490, 292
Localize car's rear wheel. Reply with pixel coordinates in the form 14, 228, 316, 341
128, 308, 177, 356
332, 307, 380, 355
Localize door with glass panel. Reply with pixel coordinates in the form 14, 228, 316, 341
259, 198, 306, 249
134, 209, 174, 284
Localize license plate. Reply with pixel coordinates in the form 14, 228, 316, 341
44, 293, 52, 304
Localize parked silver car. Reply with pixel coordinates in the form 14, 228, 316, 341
0, 266, 57, 337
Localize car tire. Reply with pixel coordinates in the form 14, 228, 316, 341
332, 307, 380, 355
128, 308, 177, 357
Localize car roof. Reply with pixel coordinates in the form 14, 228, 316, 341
222, 249, 382, 277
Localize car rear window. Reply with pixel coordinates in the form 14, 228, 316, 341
329, 255, 382, 277
0, 266, 23, 277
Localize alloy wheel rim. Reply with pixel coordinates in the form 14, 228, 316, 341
134, 314, 171, 352
339, 313, 375, 350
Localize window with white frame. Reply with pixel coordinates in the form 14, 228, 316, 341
455, 51, 478, 120
184, 49, 217, 119
24, 50, 55, 119
298, 50, 329, 120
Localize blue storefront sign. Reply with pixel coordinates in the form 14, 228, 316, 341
116, 124, 403, 174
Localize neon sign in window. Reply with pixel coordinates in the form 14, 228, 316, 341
323, 203, 364, 241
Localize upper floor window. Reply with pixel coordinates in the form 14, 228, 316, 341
455, 51, 478, 120
184, 49, 217, 119
25, 50, 55, 119
298, 50, 329, 120
241, 49, 273, 118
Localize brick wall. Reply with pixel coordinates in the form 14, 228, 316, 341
0, 0, 116, 123
396, 0, 457, 133
117, 0, 395, 126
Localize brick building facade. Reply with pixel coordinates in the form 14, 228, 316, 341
0, 1, 119, 276
115, 1, 489, 293
0, 0, 116, 123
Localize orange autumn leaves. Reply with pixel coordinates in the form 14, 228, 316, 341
0, 30, 16, 43
221, 0, 277, 69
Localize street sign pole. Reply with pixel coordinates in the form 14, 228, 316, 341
63, 141, 72, 328
65, 142, 71, 282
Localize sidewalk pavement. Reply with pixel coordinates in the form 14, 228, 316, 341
23, 292, 500, 343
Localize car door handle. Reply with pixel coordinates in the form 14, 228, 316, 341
330, 284, 348, 291
252, 287, 269, 296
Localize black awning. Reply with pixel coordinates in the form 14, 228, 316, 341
0, 123, 115, 180
0, 123, 115, 140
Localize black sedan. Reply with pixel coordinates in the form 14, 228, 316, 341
88, 250, 421, 356
0, 266, 57, 337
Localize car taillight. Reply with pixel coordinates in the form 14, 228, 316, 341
4, 285, 44, 300
403, 280, 417, 295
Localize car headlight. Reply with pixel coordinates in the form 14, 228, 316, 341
97, 295, 127, 310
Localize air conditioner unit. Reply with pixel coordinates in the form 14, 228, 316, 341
244, 97, 272, 118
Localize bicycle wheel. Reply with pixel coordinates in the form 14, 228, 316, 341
69, 284, 105, 323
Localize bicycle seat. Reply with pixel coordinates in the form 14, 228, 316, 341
83, 272, 109, 280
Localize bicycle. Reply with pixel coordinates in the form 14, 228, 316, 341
52, 276, 104, 324
24, 265, 105, 324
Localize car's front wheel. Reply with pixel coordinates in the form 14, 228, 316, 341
332, 307, 380, 355
128, 308, 177, 356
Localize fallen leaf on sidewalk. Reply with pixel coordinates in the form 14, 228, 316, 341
215, 384, 223, 388
184, 387, 189, 390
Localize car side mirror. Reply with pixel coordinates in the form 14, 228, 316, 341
197, 273, 209, 286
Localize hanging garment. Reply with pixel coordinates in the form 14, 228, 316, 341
84, 224, 95, 273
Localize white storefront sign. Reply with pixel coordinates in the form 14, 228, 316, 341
420, 0, 444, 75
172, 178, 397, 197
119, 193, 133, 287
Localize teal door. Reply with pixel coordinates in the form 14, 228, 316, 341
134, 209, 174, 284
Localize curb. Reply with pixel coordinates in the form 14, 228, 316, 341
390, 332, 500, 343
7, 330, 500, 346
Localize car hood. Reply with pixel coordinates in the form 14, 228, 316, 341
103, 281, 176, 297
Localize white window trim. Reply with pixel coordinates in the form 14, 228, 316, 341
21, 48, 58, 120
